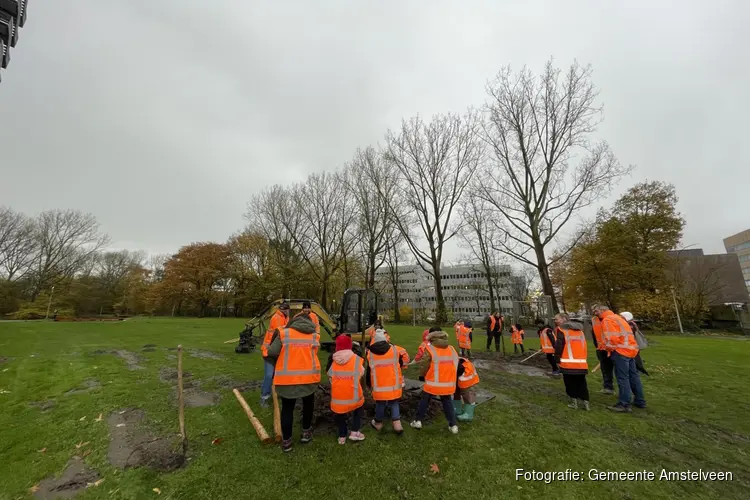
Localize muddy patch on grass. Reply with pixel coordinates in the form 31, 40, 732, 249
473, 354, 549, 378
29, 400, 56, 412
189, 349, 223, 361
65, 379, 101, 396
33, 457, 100, 499
0, 356, 12, 364
182, 390, 220, 407
108, 409, 184, 471
159, 368, 219, 407
207, 375, 262, 392
143, 344, 157, 348
159, 367, 193, 383
92, 350, 144, 370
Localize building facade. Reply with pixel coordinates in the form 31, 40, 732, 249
724, 229, 750, 296
0, 0, 29, 82
374, 263, 520, 321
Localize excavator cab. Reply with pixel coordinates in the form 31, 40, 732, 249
338, 288, 379, 347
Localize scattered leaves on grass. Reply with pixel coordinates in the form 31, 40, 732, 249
430, 463, 440, 474
86, 478, 105, 488
0, 389, 10, 394
81, 449, 92, 458
211, 438, 224, 445
95, 413, 103, 422
75, 441, 91, 449
79, 416, 86, 421
38, 448, 47, 453
116, 423, 126, 428
29, 484, 39, 493
153, 487, 161, 495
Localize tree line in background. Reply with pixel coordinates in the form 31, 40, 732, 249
4, 59, 717, 326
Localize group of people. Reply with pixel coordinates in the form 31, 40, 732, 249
535, 305, 647, 413
259, 305, 481, 452
454, 313, 527, 359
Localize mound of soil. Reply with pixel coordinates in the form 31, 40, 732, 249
92, 350, 144, 370
33, 457, 100, 499
64, 379, 101, 396
107, 409, 185, 471
309, 381, 444, 434
29, 400, 56, 412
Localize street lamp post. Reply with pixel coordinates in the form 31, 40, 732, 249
45, 286, 55, 320
670, 286, 684, 334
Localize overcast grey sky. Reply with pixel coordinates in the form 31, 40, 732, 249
1, 0, 748, 261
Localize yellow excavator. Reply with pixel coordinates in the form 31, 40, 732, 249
231, 288, 380, 353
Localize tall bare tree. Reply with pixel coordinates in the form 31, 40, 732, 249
382, 234, 407, 322
28, 209, 110, 300
346, 147, 398, 288
479, 59, 630, 313
0, 207, 37, 281
385, 111, 484, 324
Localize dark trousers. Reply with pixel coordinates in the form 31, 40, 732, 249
280, 394, 314, 441
546, 353, 558, 371
611, 352, 646, 408
513, 343, 525, 354
596, 350, 614, 390
562, 373, 589, 401
334, 407, 362, 438
416, 392, 457, 426
486, 332, 500, 350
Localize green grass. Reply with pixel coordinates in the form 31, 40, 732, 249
0, 318, 749, 499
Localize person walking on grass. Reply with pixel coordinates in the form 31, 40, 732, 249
327, 334, 366, 445
511, 324, 525, 354
411, 329, 459, 434
553, 313, 590, 410
260, 302, 290, 408
536, 318, 561, 376
366, 329, 405, 434
590, 312, 615, 395
486, 311, 503, 352
593, 304, 646, 413
266, 311, 320, 452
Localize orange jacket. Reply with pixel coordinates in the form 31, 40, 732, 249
328, 355, 365, 414
511, 326, 524, 345
539, 326, 557, 354
458, 325, 472, 349
591, 316, 605, 351
262, 310, 288, 357
457, 358, 480, 390
556, 327, 588, 371
273, 327, 321, 385
396, 345, 410, 366
600, 310, 638, 358
423, 344, 458, 396
367, 347, 403, 401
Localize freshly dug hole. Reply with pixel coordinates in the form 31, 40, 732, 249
108, 409, 184, 471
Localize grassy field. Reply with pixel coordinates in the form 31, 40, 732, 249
1, 318, 749, 500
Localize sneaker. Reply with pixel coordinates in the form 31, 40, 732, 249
582, 401, 590, 411
281, 438, 293, 453
567, 398, 579, 409
370, 419, 383, 432
348, 431, 366, 442
449, 425, 459, 434
600, 388, 615, 395
410, 420, 422, 429
634, 403, 647, 409
337, 437, 347, 445
259, 397, 270, 409
608, 404, 632, 413
392, 420, 404, 435
300, 428, 313, 444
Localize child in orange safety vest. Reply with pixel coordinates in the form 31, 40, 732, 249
366, 329, 405, 434
453, 357, 480, 422
326, 334, 366, 444
411, 329, 460, 434
511, 324, 525, 354
457, 320, 473, 359
413, 329, 432, 364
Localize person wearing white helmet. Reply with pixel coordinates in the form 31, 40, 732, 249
619, 312, 649, 377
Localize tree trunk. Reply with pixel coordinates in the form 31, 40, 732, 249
534, 244, 560, 313
484, 264, 496, 313
368, 256, 376, 289
433, 263, 446, 325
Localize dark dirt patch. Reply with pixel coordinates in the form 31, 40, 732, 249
142, 347, 156, 352
33, 457, 100, 499
189, 349, 223, 361
0, 356, 12, 364
472, 352, 550, 378
143, 344, 157, 348
206, 375, 262, 392
29, 400, 56, 412
159, 367, 218, 407
182, 390, 220, 407
64, 379, 101, 396
108, 409, 185, 471
92, 350, 144, 370
159, 367, 193, 383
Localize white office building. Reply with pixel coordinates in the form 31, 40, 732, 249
374, 263, 522, 321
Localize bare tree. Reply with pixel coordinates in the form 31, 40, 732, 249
146, 253, 171, 283
382, 235, 407, 322
346, 147, 398, 288
27, 209, 110, 300
385, 111, 484, 324
97, 250, 146, 293
508, 266, 538, 302
0, 207, 37, 281
479, 59, 631, 313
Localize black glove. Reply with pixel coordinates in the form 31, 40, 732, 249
418, 376, 425, 382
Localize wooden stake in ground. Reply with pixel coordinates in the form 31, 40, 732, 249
271, 386, 282, 442
177, 345, 187, 455
592, 362, 601, 373
520, 349, 543, 363
232, 388, 272, 444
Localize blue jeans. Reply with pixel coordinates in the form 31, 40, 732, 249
416, 392, 457, 427
611, 352, 646, 407
261, 358, 275, 399
374, 400, 401, 422
336, 407, 362, 437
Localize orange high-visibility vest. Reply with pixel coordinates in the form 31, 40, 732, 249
592, 316, 605, 351
539, 327, 556, 354
396, 345, 410, 366
600, 310, 638, 358
488, 316, 497, 331
273, 328, 321, 385
414, 341, 429, 363
262, 310, 288, 357
457, 358, 480, 390
458, 326, 472, 349
557, 327, 588, 370
424, 344, 458, 396
367, 347, 403, 401
511, 327, 524, 345
327, 355, 365, 414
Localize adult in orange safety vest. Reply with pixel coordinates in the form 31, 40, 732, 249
327, 334, 366, 444
297, 300, 320, 334
411, 330, 459, 433
593, 305, 646, 412
266, 312, 321, 452
590, 314, 614, 394
260, 302, 290, 408
366, 329, 404, 434
454, 357, 480, 422
486, 312, 503, 352
553, 313, 590, 411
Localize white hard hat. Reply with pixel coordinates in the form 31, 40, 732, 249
620, 312, 634, 321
